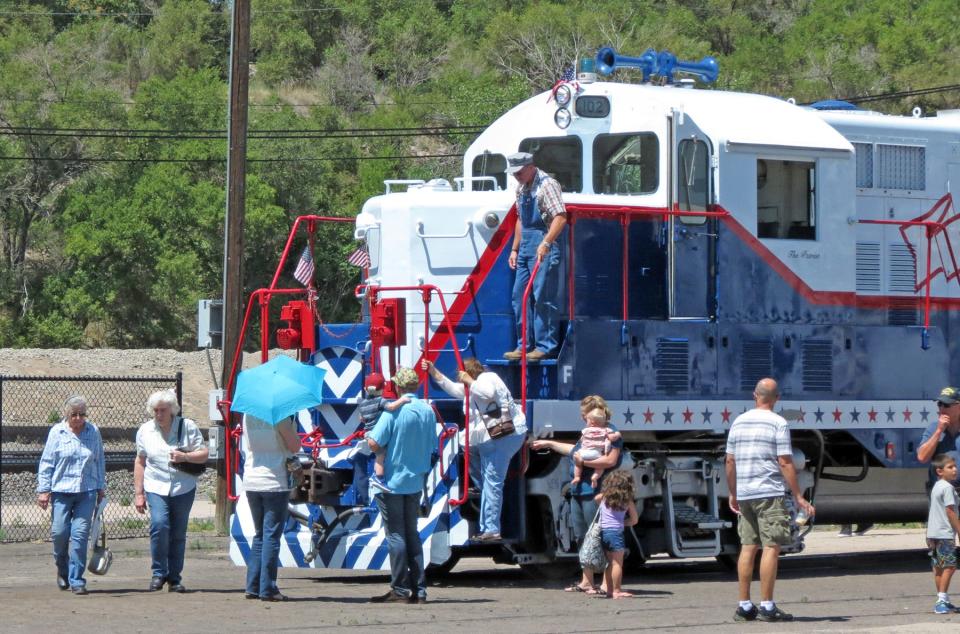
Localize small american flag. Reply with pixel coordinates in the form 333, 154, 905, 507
549, 64, 579, 103
293, 246, 314, 286
347, 244, 371, 268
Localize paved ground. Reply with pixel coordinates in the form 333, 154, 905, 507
1, 527, 955, 633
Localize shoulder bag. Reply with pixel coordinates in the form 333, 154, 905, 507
169, 417, 207, 476
577, 507, 608, 572
88, 497, 113, 575
479, 401, 515, 440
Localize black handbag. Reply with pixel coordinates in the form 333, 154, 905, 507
169, 417, 206, 476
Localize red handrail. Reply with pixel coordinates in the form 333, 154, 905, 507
858, 193, 959, 335
218, 214, 361, 502
517, 202, 731, 411
520, 258, 541, 412
356, 283, 472, 507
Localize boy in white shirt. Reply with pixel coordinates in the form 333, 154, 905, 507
926, 453, 960, 614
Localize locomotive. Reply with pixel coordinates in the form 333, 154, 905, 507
222, 48, 960, 574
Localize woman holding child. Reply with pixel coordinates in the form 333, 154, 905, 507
530, 395, 624, 594
423, 358, 527, 542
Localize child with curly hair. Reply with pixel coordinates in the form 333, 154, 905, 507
593, 470, 639, 599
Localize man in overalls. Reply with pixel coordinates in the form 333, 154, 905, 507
504, 152, 567, 361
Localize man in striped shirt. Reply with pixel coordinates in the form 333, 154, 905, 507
725, 378, 814, 623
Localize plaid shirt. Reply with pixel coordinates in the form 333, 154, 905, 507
515, 168, 566, 226
726, 408, 792, 500
37, 421, 106, 493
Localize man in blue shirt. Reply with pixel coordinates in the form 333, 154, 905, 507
918, 386, 960, 488
366, 367, 436, 604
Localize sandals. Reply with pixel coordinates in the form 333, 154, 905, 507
564, 583, 595, 593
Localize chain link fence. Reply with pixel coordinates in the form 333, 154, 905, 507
1, 374, 182, 542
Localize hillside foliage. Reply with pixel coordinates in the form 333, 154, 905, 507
0, 0, 957, 348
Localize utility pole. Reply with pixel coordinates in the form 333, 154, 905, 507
217, 0, 251, 534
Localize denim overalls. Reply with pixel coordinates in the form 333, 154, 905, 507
511, 173, 563, 354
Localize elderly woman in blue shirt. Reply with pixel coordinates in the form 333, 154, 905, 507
36, 396, 106, 595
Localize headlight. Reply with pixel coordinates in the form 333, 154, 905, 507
555, 84, 573, 107
554, 107, 572, 129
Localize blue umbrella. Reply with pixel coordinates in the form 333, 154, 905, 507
231, 355, 326, 425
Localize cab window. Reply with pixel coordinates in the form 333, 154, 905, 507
518, 136, 582, 192
593, 133, 659, 195
470, 152, 507, 191
757, 159, 816, 240
678, 139, 709, 226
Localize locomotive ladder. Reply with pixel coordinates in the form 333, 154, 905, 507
661, 460, 731, 558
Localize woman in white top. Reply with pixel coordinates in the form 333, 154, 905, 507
133, 389, 208, 593
242, 414, 301, 601
423, 358, 527, 541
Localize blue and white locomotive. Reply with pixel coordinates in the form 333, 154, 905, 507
225, 48, 960, 573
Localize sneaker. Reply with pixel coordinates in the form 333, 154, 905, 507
837, 525, 853, 537
758, 605, 793, 622
503, 348, 526, 360
526, 349, 548, 361
734, 605, 758, 622
474, 532, 502, 542
854, 523, 874, 536
370, 475, 392, 494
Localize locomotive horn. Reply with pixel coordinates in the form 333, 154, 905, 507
656, 51, 719, 84
596, 46, 657, 81
596, 47, 719, 85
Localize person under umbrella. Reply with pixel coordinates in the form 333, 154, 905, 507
230, 355, 325, 602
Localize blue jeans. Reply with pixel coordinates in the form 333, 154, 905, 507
512, 229, 562, 354
353, 446, 372, 506
245, 491, 290, 598
474, 433, 525, 535
146, 488, 196, 584
51, 491, 97, 589
571, 495, 599, 548
376, 492, 425, 599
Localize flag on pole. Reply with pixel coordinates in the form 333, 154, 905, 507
293, 246, 315, 285
347, 244, 371, 268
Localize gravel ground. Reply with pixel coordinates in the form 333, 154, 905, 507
0, 528, 954, 633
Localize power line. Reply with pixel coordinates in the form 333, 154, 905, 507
0, 124, 485, 135
0, 153, 461, 163
0, 7, 342, 17
0, 94, 516, 109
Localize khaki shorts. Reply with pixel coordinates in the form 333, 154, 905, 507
737, 496, 792, 547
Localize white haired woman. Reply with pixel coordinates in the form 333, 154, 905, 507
133, 389, 207, 592
36, 396, 105, 595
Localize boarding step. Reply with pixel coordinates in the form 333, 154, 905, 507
673, 504, 731, 531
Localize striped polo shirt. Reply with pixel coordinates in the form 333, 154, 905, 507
726, 408, 793, 500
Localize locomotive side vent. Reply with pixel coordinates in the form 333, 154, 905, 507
855, 242, 881, 292
888, 243, 917, 293
740, 339, 773, 391
655, 338, 689, 392
801, 339, 832, 392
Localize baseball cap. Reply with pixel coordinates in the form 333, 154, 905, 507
364, 372, 385, 390
936, 386, 960, 406
506, 151, 534, 174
